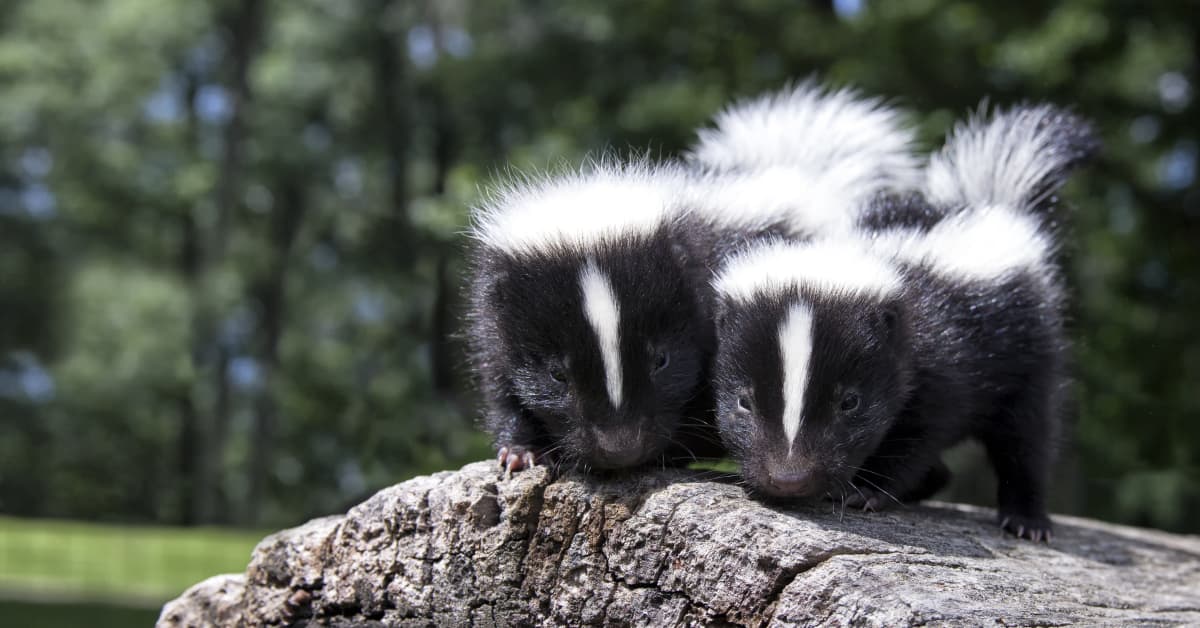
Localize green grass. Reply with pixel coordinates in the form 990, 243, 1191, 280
687, 459, 740, 474
0, 598, 160, 628
0, 516, 265, 606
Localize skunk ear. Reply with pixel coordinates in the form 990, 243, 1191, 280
873, 300, 903, 340
481, 267, 510, 305
713, 299, 731, 332
670, 241, 690, 263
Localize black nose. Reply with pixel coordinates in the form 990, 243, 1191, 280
768, 470, 820, 496
592, 426, 648, 469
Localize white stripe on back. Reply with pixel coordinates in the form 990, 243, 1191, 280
866, 205, 1052, 282
779, 304, 815, 455
580, 261, 623, 408
685, 167, 859, 238
714, 239, 903, 304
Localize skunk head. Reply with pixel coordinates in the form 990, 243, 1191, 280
470, 162, 712, 470
713, 240, 913, 499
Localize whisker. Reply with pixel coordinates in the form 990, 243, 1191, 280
849, 465, 898, 483
701, 473, 742, 481
671, 438, 700, 463
856, 476, 901, 506
539, 443, 567, 460
673, 429, 726, 446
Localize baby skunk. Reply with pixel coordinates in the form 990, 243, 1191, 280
711, 105, 1097, 542
465, 83, 924, 476
465, 161, 722, 474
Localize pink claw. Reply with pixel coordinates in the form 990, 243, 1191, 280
497, 446, 537, 476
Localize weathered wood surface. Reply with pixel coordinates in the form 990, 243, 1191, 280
159, 461, 1200, 627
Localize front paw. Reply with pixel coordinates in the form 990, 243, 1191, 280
841, 486, 894, 512
497, 445, 538, 475
999, 510, 1053, 543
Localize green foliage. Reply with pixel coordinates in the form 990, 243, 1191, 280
0, 0, 1195, 539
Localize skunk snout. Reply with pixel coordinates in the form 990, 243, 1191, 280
767, 469, 822, 497
589, 424, 649, 469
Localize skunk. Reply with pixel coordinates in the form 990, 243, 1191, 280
711, 104, 1097, 542
465, 160, 725, 474
464, 82, 925, 476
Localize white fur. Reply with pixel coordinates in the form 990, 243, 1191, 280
927, 104, 1077, 212
714, 239, 903, 304
866, 206, 1052, 282
688, 81, 923, 201
684, 167, 859, 238
580, 261, 623, 408
779, 304, 814, 455
471, 161, 686, 256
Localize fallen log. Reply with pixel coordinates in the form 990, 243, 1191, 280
159, 461, 1200, 626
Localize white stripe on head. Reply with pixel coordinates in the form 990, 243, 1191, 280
470, 160, 686, 256
779, 304, 815, 456
714, 239, 903, 304
580, 260, 623, 408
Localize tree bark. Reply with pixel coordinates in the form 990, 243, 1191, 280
160, 461, 1200, 627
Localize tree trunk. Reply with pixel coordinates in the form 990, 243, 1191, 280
421, 1, 460, 398
372, 0, 414, 270
429, 254, 457, 396
188, 0, 266, 525
160, 461, 1200, 627
177, 66, 206, 526
212, 0, 265, 260
244, 177, 308, 525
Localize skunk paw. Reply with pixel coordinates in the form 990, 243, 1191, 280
497, 445, 538, 476
999, 511, 1053, 543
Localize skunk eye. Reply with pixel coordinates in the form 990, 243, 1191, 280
548, 365, 568, 383
652, 351, 670, 373
839, 391, 861, 412
736, 395, 752, 413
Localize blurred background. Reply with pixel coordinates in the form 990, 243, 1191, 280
0, 0, 1196, 623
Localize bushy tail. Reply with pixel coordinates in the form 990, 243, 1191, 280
687, 80, 922, 202
925, 104, 1099, 217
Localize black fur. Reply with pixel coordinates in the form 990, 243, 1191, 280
465, 218, 726, 473
857, 192, 946, 233
715, 260, 1068, 541
714, 105, 1097, 542
715, 287, 913, 499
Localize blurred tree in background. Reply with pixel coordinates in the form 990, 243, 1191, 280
0, 0, 1196, 533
